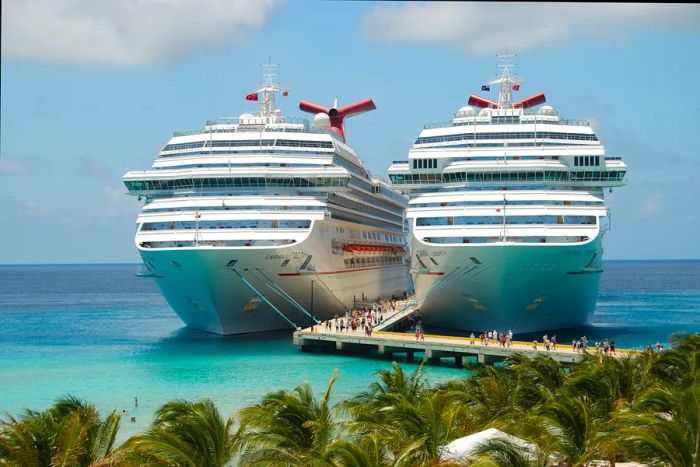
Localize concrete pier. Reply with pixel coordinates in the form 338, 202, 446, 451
293, 328, 640, 366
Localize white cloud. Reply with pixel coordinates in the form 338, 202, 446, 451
2, 0, 280, 65
361, 3, 700, 54
640, 193, 664, 217
0, 154, 48, 175
21, 200, 51, 216
88, 186, 142, 222
74, 156, 112, 179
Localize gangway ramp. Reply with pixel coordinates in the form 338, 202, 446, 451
373, 298, 420, 332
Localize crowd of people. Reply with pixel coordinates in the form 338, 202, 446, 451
306, 306, 666, 356
469, 330, 514, 347
310, 297, 400, 337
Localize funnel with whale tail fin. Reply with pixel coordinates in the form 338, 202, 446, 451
299, 98, 376, 142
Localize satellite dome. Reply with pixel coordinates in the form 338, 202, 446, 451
538, 105, 556, 115
239, 113, 255, 120
314, 112, 330, 128
479, 108, 492, 117
273, 109, 283, 117
456, 106, 475, 117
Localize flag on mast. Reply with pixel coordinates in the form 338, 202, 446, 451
282, 90, 289, 96
245, 93, 258, 101
512, 84, 521, 91
481, 85, 490, 91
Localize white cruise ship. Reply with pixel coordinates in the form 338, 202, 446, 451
387, 59, 627, 333
124, 66, 409, 335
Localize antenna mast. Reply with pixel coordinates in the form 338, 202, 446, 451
259, 58, 281, 121
491, 49, 521, 109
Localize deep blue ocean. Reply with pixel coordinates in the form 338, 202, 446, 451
0, 261, 698, 441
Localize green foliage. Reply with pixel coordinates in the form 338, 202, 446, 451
118, 398, 240, 467
468, 438, 533, 467
238, 370, 339, 466
0, 395, 121, 467
2, 333, 698, 467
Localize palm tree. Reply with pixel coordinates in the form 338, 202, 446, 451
559, 351, 659, 466
337, 360, 465, 465
616, 375, 699, 466
238, 371, 339, 466
341, 361, 427, 415
616, 334, 700, 467
119, 398, 241, 467
439, 365, 522, 435
467, 438, 535, 467
382, 390, 463, 465
0, 395, 121, 467
652, 332, 699, 389
537, 393, 598, 466
326, 435, 389, 467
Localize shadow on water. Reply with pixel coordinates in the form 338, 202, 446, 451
141, 326, 296, 359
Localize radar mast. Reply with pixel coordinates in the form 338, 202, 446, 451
258, 58, 283, 121
489, 49, 522, 109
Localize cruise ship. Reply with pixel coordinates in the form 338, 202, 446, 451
123, 66, 409, 335
387, 59, 627, 333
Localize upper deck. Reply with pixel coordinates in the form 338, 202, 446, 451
388, 65, 627, 194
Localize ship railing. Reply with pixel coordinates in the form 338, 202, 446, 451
423, 117, 591, 130
172, 119, 340, 138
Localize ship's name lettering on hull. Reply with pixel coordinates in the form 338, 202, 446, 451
416, 250, 447, 257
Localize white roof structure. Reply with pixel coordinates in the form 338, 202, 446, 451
439, 428, 535, 462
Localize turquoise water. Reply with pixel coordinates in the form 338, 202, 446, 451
1, 261, 699, 441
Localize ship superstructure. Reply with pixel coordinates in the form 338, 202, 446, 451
387, 57, 627, 332
124, 64, 409, 334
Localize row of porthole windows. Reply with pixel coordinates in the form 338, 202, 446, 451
125, 176, 349, 191
140, 220, 312, 231
411, 200, 602, 208
415, 215, 597, 226
139, 239, 296, 248
421, 236, 588, 244
145, 205, 321, 213
389, 170, 626, 184
415, 131, 598, 145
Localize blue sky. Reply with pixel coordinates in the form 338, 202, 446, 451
1, 1, 699, 263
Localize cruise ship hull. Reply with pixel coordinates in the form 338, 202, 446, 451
139, 219, 409, 335
412, 237, 603, 333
